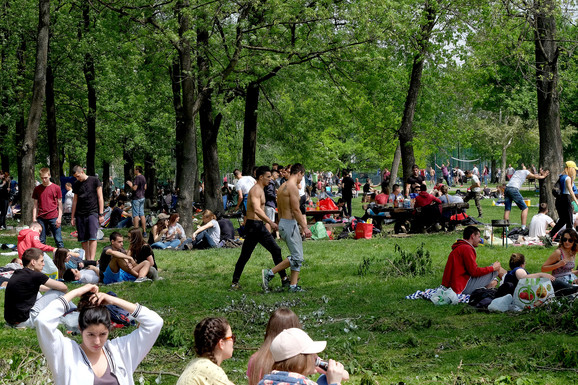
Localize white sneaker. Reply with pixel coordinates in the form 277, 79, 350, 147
134, 277, 152, 283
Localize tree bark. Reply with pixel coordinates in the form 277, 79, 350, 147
102, 160, 110, 201
242, 82, 259, 176
46, 63, 61, 185
388, 142, 401, 192
145, 153, 156, 201
398, 2, 436, 188
21, 0, 50, 224
533, 0, 563, 220
123, 145, 134, 194
82, 3, 96, 176
172, 0, 198, 235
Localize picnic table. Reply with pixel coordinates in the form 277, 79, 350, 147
368, 202, 469, 232
305, 209, 342, 223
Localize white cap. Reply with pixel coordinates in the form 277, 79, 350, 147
270, 328, 327, 362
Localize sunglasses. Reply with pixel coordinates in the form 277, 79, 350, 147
223, 334, 236, 343
562, 237, 575, 243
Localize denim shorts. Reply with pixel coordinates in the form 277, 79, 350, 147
504, 187, 527, 211
132, 198, 145, 217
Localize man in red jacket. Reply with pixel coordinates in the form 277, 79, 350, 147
442, 226, 505, 295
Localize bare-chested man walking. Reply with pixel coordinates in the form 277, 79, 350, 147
262, 163, 312, 292
231, 166, 288, 290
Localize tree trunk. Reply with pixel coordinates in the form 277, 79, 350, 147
173, 0, 198, 235
398, 3, 436, 187
490, 158, 497, 184
123, 146, 134, 194
242, 82, 259, 176
15, 40, 27, 186
21, 0, 50, 224
145, 153, 156, 200
46, 63, 61, 185
102, 160, 110, 201
388, 142, 401, 192
82, 3, 96, 176
534, 0, 563, 220
500, 144, 508, 185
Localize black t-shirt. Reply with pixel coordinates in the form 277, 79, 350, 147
406, 175, 424, 188
135, 244, 157, 269
4, 268, 49, 324
218, 218, 235, 241
99, 246, 113, 282
342, 177, 355, 198
73, 176, 102, 216
109, 207, 124, 228
363, 182, 371, 194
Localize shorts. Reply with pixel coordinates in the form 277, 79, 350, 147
103, 265, 136, 284
132, 198, 145, 217
75, 213, 100, 242
265, 206, 276, 223
504, 187, 527, 212
279, 218, 303, 271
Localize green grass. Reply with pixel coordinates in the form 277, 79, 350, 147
1, 187, 577, 385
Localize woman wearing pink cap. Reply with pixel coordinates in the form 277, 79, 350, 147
258, 328, 348, 385
549, 161, 578, 239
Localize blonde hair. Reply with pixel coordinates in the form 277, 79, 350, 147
272, 354, 315, 375
39, 167, 50, 176
202, 210, 216, 223
567, 166, 576, 179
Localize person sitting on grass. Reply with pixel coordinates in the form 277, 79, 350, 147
17, 222, 57, 258
191, 209, 221, 249
528, 203, 556, 238
442, 226, 506, 295
127, 227, 160, 280
503, 253, 555, 291
99, 231, 152, 284
35, 284, 163, 385
0, 257, 22, 289
541, 228, 578, 296
177, 317, 236, 385
151, 213, 188, 249
4, 247, 68, 328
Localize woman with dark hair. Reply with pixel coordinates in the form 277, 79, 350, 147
177, 317, 235, 385
151, 213, 186, 249
258, 328, 348, 385
35, 284, 163, 385
541, 228, 578, 296
149, 213, 170, 246
248, 308, 301, 385
128, 227, 159, 280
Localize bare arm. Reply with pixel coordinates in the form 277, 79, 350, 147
106, 248, 134, 261
32, 199, 38, 222
542, 249, 563, 273
97, 186, 104, 224
515, 268, 555, 282
44, 278, 68, 293
56, 200, 63, 228
71, 194, 78, 226
289, 186, 308, 234
565, 177, 578, 205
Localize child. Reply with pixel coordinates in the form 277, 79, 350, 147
17, 222, 56, 258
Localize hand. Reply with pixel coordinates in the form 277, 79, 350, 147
492, 261, 501, 271
98, 215, 104, 224
71, 217, 76, 226
78, 262, 84, 269
56, 218, 61, 228
192, 233, 197, 241
126, 181, 132, 187
73, 284, 99, 299
325, 359, 345, 385
270, 222, 278, 231
303, 228, 312, 238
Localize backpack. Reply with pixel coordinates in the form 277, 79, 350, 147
106, 291, 136, 327
552, 175, 563, 198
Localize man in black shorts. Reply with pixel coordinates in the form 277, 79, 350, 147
71, 165, 104, 261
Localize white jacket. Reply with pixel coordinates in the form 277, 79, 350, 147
35, 296, 163, 385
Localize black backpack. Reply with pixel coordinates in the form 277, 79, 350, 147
552, 175, 564, 198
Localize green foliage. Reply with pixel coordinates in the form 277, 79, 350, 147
391, 243, 432, 276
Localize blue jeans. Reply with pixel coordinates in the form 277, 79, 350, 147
38, 217, 64, 248
151, 239, 181, 249
504, 187, 527, 212
116, 217, 132, 228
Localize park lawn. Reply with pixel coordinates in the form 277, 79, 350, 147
2, 188, 577, 385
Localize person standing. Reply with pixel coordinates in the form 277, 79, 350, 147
504, 166, 549, 230
464, 170, 483, 218
340, 171, 355, 217
262, 163, 312, 293
231, 166, 288, 290
71, 165, 104, 261
126, 165, 147, 235
32, 168, 64, 248
549, 161, 578, 238
0, 171, 11, 230
405, 164, 425, 196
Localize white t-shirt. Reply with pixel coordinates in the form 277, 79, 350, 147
236, 176, 256, 196
472, 167, 479, 176
528, 213, 554, 237
79, 269, 99, 284
506, 170, 530, 190
471, 175, 481, 192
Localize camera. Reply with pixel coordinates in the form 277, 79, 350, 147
315, 357, 329, 371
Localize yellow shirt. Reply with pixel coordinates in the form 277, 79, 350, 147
177, 357, 234, 385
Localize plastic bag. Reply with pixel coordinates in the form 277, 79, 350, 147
318, 198, 338, 211
430, 287, 459, 305
355, 223, 373, 239
310, 222, 328, 240
513, 278, 554, 309
42, 253, 58, 280
488, 294, 513, 312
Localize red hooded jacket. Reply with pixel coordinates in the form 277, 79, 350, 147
441, 239, 494, 294
17, 229, 56, 258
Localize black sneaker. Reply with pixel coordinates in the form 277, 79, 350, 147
229, 283, 242, 291
262, 269, 274, 291
281, 278, 291, 289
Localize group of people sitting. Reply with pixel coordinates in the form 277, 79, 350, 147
442, 225, 578, 297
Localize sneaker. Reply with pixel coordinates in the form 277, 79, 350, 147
281, 278, 291, 289
289, 285, 305, 293
262, 269, 274, 291
134, 277, 152, 283
229, 283, 242, 291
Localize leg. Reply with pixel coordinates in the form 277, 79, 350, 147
257, 223, 286, 280
38, 217, 48, 244
279, 220, 304, 286
232, 221, 259, 284
81, 241, 90, 260
140, 215, 146, 232
87, 240, 98, 261
550, 196, 572, 237
520, 208, 529, 227
474, 192, 482, 217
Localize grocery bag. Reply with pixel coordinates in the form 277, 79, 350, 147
355, 223, 373, 239
318, 198, 338, 211
310, 222, 329, 240
513, 278, 554, 309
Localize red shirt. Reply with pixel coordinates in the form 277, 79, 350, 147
375, 193, 388, 205
441, 239, 494, 294
32, 183, 62, 219
414, 191, 441, 208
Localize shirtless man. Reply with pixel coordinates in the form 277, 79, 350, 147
262, 163, 312, 292
231, 166, 288, 290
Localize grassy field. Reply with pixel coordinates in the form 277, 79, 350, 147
1, 186, 578, 385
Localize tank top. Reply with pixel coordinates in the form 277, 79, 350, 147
93, 361, 119, 385
552, 249, 575, 278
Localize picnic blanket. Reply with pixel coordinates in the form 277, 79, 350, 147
406, 286, 470, 303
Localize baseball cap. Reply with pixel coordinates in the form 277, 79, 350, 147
270, 328, 327, 362
158, 213, 170, 220
566, 161, 578, 170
